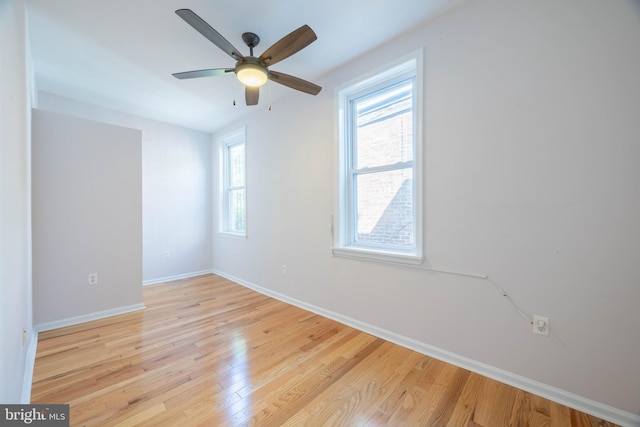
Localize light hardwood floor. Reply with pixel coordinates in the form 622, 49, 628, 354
31, 274, 618, 426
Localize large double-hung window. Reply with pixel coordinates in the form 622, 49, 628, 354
218, 128, 246, 236
335, 51, 423, 264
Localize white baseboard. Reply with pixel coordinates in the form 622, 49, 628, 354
142, 269, 213, 286
34, 303, 145, 333
212, 269, 640, 427
21, 330, 39, 403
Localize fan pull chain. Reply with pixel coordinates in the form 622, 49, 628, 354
268, 80, 272, 111
233, 78, 239, 106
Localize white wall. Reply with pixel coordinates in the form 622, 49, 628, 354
0, 0, 34, 403
212, 0, 640, 421
32, 109, 143, 326
37, 92, 213, 283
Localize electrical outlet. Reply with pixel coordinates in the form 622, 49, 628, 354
88, 273, 98, 286
282, 264, 287, 274
164, 250, 171, 258
533, 315, 549, 336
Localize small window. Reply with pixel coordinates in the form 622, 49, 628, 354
218, 128, 246, 236
335, 51, 423, 264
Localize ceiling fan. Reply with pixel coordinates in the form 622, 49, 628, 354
172, 9, 322, 106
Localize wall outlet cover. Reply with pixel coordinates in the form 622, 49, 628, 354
533, 315, 549, 336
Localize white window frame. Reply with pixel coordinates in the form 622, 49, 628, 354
334, 49, 424, 265
218, 127, 247, 237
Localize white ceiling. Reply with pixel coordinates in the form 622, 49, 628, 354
27, 0, 464, 134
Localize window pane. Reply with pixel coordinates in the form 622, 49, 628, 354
355, 168, 413, 246
229, 188, 245, 232
229, 143, 245, 187
355, 81, 413, 169
219, 128, 246, 236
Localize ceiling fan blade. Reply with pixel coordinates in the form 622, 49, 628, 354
258, 25, 317, 67
175, 9, 245, 61
245, 86, 259, 106
172, 68, 234, 80
269, 71, 321, 95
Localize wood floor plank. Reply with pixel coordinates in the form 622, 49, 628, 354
423, 366, 470, 426
31, 274, 620, 427
291, 342, 422, 426
445, 372, 483, 427
550, 401, 573, 427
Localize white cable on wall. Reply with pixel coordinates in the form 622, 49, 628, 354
328, 214, 533, 326
485, 277, 532, 324
370, 260, 532, 325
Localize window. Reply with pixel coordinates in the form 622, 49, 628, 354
218, 128, 246, 236
335, 51, 423, 264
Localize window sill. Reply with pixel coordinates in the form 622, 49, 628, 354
332, 246, 423, 266
217, 231, 246, 239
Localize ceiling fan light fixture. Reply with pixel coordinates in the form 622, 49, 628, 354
236, 63, 268, 87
